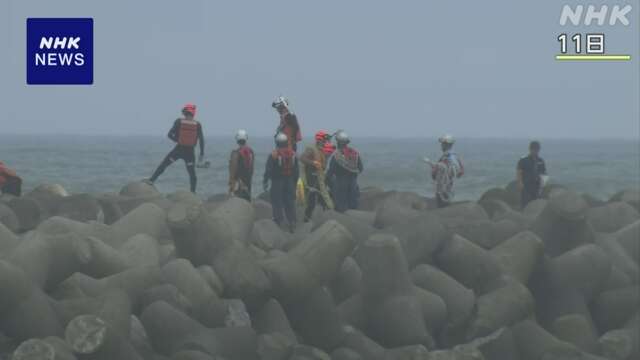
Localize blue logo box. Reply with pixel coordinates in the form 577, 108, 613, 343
26, 18, 93, 85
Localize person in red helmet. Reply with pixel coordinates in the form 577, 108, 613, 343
300, 130, 334, 222
272, 96, 302, 151
147, 103, 205, 193
0, 161, 22, 196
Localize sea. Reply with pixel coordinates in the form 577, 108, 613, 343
1, 135, 638, 201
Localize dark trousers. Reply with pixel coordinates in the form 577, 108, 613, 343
521, 187, 540, 209
333, 177, 359, 212
150, 145, 197, 192
271, 177, 296, 227
304, 175, 329, 220
1, 177, 22, 196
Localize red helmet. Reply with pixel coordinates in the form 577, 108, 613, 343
315, 130, 329, 142
182, 103, 197, 116
321, 141, 336, 155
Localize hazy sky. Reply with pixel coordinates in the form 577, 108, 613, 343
1, 0, 638, 139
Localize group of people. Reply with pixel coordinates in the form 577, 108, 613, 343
1, 96, 548, 231
146, 97, 365, 232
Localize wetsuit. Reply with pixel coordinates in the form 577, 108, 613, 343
301, 144, 333, 221
150, 118, 204, 192
0, 162, 22, 196
326, 146, 363, 212
518, 154, 547, 209
263, 148, 299, 230
229, 145, 255, 201
276, 113, 302, 151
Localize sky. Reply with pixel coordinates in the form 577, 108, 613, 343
0, 0, 638, 139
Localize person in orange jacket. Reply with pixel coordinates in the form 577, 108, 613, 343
0, 161, 22, 196
147, 103, 205, 193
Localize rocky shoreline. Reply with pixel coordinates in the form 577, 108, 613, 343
0, 181, 639, 360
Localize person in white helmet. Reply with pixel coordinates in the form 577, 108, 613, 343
326, 131, 364, 212
228, 129, 255, 201
263, 132, 299, 233
430, 134, 464, 208
272, 96, 302, 151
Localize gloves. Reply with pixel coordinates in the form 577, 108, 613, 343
313, 160, 322, 170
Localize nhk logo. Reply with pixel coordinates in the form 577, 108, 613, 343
27, 18, 93, 85
559, 4, 632, 26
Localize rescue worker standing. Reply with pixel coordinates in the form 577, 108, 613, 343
263, 133, 299, 233
517, 140, 547, 209
0, 161, 22, 196
300, 130, 334, 222
228, 129, 255, 201
326, 131, 363, 212
430, 134, 464, 208
272, 96, 302, 151
148, 103, 204, 193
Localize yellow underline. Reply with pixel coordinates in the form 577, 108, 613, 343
556, 54, 631, 61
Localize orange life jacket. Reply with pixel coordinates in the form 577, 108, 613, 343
238, 145, 254, 171
272, 148, 295, 177
178, 119, 199, 146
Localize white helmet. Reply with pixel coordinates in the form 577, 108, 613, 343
335, 131, 350, 145
438, 134, 455, 145
235, 129, 248, 142
272, 96, 289, 110
275, 132, 288, 146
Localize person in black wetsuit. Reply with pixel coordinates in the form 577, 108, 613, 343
263, 132, 299, 233
517, 140, 547, 209
147, 103, 204, 193
326, 131, 363, 212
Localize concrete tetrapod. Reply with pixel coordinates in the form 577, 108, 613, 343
261, 220, 355, 305
167, 202, 271, 309
598, 313, 640, 360
313, 210, 377, 247
0, 260, 64, 340
0, 221, 19, 254
140, 301, 258, 360
252, 299, 297, 344
13, 337, 76, 360
551, 314, 598, 354
529, 190, 596, 257
64, 290, 140, 360
0, 203, 19, 233
411, 264, 475, 346
435, 234, 502, 295
388, 212, 448, 267
354, 234, 435, 348
210, 197, 256, 246
615, 220, 639, 265
489, 231, 544, 284
586, 202, 639, 233
329, 256, 363, 304
511, 320, 583, 360
465, 278, 534, 341
595, 233, 639, 281
592, 285, 640, 332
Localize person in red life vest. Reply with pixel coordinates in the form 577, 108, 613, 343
0, 161, 22, 196
326, 131, 363, 212
228, 129, 255, 201
272, 96, 302, 152
263, 133, 299, 233
321, 138, 336, 156
147, 103, 205, 193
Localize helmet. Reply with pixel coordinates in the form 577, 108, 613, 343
438, 134, 455, 145
182, 103, 196, 116
275, 132, 288, 146
315, 130, 329, 143
335, 131, 350, 145
272, 96, 289, 110
235, 129, 248, 142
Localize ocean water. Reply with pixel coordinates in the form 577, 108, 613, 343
1, 135, 638, 201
